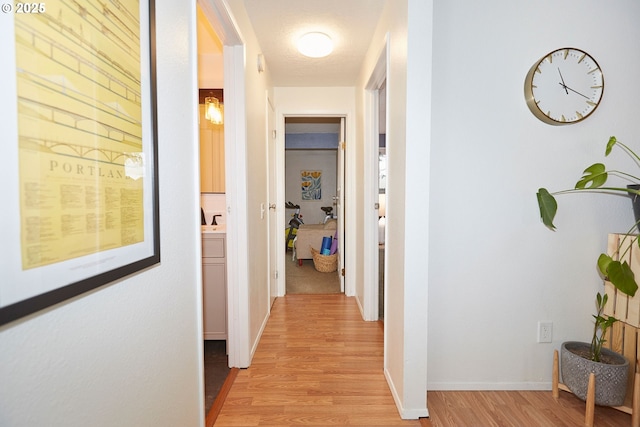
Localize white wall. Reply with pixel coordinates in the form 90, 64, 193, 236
201, 193, 226, 225
356, 0, 431, 418
196, 4, 223, 88
285, 150, 338, 225
0, 2, 205, 426
198, 52, 224, 88
427, 0, 640, 389
224, 0, 273, 366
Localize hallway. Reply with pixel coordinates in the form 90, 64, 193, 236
213, 294, 425, 426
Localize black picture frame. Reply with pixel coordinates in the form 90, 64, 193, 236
0, 0, 160, 326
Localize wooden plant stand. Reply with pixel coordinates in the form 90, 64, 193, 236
551, 233, 640, 427
552, 349, 640, 427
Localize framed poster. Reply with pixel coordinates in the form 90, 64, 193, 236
301, 170, 322, 200
0, 0, 159, 326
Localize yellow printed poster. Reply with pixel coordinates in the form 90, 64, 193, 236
15, 0, 145, 269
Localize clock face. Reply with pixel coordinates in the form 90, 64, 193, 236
525, 48, 604, 125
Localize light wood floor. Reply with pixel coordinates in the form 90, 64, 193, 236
213, 294, 632, 427
214, 294, 423, 426
425, 390, 630, 427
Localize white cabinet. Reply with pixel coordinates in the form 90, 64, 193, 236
202, 233, 226, 340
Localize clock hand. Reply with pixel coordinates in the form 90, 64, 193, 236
557, 68, 568, 94
557, 83, 591, 99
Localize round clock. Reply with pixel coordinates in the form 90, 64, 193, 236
524, 48, 604, 125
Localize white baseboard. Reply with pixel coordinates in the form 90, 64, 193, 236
354, 293, 366, 319
248, 309, 271, 365
427, 381, 552, 391
385, 367, 430, 420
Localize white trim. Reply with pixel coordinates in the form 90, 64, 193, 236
250, 306, 271, 357
189, 3, 206, 424
266, 93, 279, 307
199, 0, 242, 46
355, 293, 366, 318
343, 115, 356, 297
367, 34, 390, 90
401, 0, 433, 414
338, 117, 346, 294
428, 382, 552, 391
362, 90, 379, 320
275, 110, 355, 297
363, 36, 389, 321
224, 44, 250, 368
275, 113, 286, 297
385, 368, 430, 419
200, 0, 251, 368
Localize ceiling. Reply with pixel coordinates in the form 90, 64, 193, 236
197, 0, 385, 87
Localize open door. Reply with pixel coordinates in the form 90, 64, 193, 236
267, 95, 277, 308
337, 117, 346, 292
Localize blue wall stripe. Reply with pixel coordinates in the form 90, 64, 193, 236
285, 133, 339, 149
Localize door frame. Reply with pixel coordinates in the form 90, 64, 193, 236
363, 35, 389, 321
198, 0, 251, 368
266, 94, 278, 308
274, 112, 354, 297
337, 117, 346, 293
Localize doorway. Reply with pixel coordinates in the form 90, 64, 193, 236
196, 1, 229, 415
363, 38, 388, 322
283, 117, 342, 295
198, 1, 369, 371
377, 80, 386, 319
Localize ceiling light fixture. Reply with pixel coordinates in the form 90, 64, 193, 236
297, 32, 333, 58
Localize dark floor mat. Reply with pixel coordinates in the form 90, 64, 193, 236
204, 340, 229, 414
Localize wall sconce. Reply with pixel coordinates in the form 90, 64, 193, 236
205, 96, 223, 125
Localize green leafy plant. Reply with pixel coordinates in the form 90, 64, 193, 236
536, 136, 640, 298
591, 292, 617, 362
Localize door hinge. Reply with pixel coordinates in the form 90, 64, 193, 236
274, 270, 279, 279
341, 268, 345, 276
340, 141, 346, 150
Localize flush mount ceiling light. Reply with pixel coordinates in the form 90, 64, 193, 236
297, 32, 333, 58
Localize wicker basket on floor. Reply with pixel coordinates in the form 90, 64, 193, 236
310, 247, 337, 273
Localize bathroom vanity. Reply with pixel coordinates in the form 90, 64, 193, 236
202, 226, 226, 340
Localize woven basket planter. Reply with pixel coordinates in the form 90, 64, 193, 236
310, 247, 337, 273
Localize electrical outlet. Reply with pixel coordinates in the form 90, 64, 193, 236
537, 321, 553, 343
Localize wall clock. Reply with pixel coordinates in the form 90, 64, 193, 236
524, 48, 604, 125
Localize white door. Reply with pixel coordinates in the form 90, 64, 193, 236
337, 117, 346, 292
267, 96, 277, 308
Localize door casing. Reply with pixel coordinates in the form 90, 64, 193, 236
274, 113, 353, 297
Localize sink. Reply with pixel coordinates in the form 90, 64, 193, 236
201, 224, 226, 233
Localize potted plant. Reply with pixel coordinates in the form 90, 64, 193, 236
560, 294, 628, 406
536, 136, 639, 406
537, 136, 640, 297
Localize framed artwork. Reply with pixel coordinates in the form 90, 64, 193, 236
301, 170, 322, 200
0, 0, 160, 326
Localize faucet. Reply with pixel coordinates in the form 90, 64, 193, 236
212, 214, 222, 226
